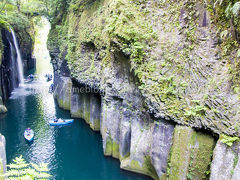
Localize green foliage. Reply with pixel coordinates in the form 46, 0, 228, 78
214, 0, 240, 17
46, 0, 240, 131
0, 12, 30, 30
20, 0, 47, 14
0, 0, 33, 31
168, 127, 215, 180
184, 106, 207, 118
220, 134, 239, 146
0, 18, 11, 30
5, 156, 51, 179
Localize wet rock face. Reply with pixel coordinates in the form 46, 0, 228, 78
210, 140, 240, 180
89, 94, 101, 131
0, 134, 6, 178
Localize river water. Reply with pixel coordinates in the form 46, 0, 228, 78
0, 17, 151, 180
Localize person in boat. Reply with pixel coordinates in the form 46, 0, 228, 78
26, 128, 31, 136
47, 75, 52, 81
28, 74, 34, 80
58, 118, 65, 122
49, 84, 54, 93
54, 118, 58, 123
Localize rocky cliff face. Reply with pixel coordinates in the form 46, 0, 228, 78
48, 0, 240, 179
0, 26, 35, 110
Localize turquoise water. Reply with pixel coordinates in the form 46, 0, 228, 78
0, 84, 151, 179
0, 17, 152, 180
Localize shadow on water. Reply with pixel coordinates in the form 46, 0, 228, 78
0, 17, 152, 180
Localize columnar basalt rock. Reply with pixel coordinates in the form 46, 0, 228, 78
89, 94, 101, 131
150, 121, 175, 179
168, 126, 215, 180
210, 139, 240, 180
70, 91, 84, 118
118, 107, 132, 160
54, 76, 72, 110
47, 0, 240, 178
53, 72, 219, 180
70, 85, 101, 130
120, 119, 174, 180
101, 98, 122, 157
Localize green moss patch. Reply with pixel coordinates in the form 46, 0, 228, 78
120, 156, 159, 180
104, 136, 113, 156
220, 134, 240, 147
112, 141, 120, 159
58, 98, 70, 111
168, 126, 215, 180
90, 118, 100, 131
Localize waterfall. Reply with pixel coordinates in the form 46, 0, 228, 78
10, 28, 24, 85
9, 41, 17, 89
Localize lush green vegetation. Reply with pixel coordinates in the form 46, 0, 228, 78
4, 156, 51, 179
0, 0, 31, 30
0, 0, 72, 29
45, 0, 240, 129
220, 134, 239, 146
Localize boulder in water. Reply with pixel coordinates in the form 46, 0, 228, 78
0, 105, 7, 114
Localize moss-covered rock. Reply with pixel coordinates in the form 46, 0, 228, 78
104, 136, 113, 156
47, 0, 240, 179
48, 0, 240, 137
168, 126, 215, 180
70, 92, 85, 118
210, 138, 240, 180
121, 156, 159, 180
120, 118, 174, 180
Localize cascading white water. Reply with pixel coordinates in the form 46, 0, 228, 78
9, 41, 17, 89
10, 28, 24, 85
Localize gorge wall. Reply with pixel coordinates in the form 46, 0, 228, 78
48, 0, 240, 179
0, 23, 35, 111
